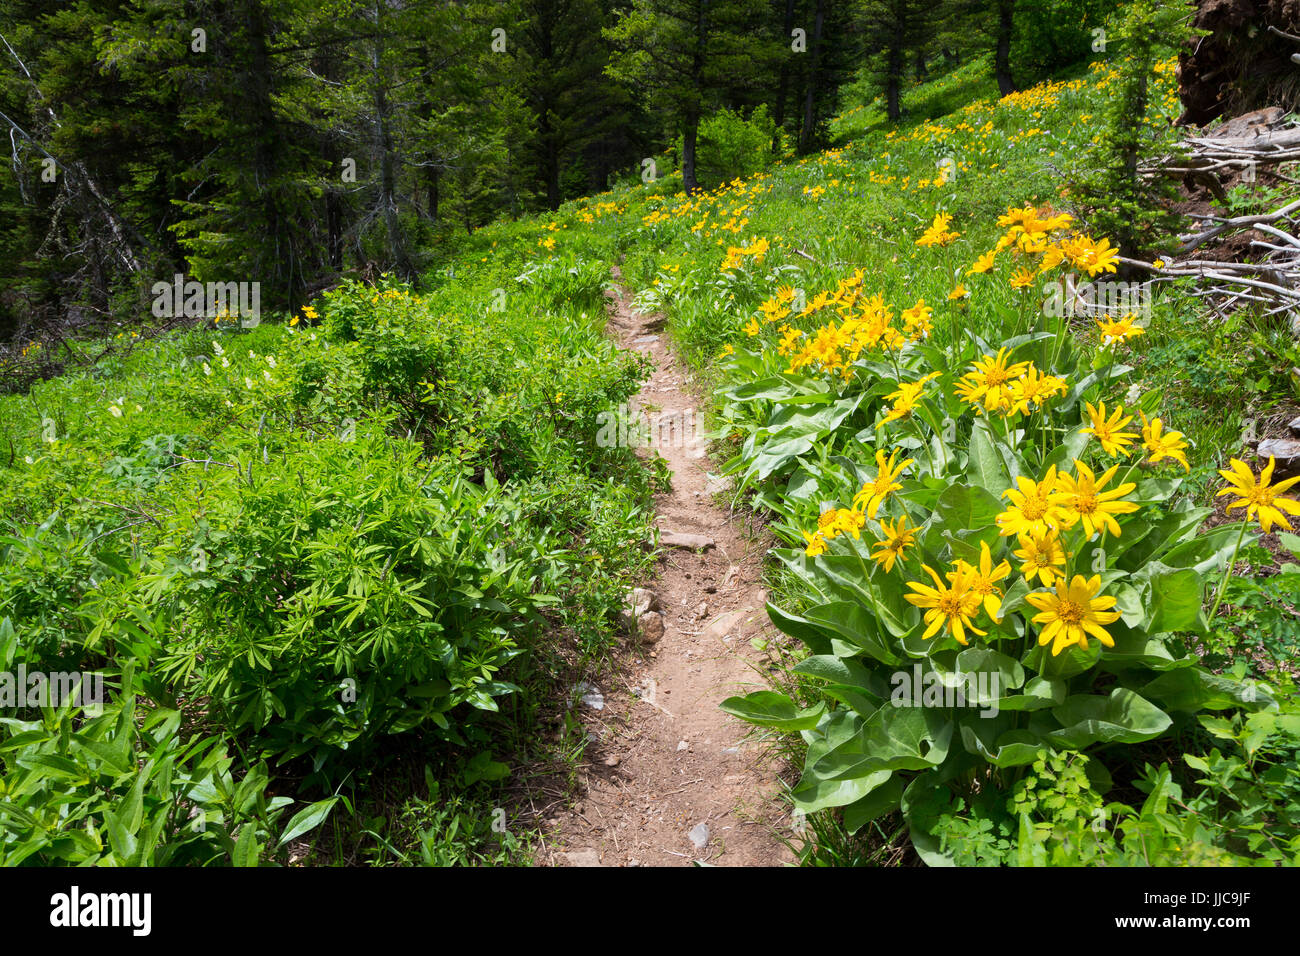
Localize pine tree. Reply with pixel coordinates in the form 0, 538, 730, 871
604, 0, 776, 192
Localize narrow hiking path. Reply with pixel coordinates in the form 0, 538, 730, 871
540, 270, 797, 867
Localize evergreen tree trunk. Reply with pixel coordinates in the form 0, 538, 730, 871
682, 111, 699, 192
886, 25, 903, 122
774, 0, 797, 137
327, 188, 343, 271
244, 0, 293, 303
798, 0, 825, 154
995, 0, 1016, 97
1122, 71, 1149, 185
542, 111, 561, 209
681, 0, 705, 194
372, 59, 415, 281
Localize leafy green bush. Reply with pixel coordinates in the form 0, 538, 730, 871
0, 238, 656, 855
693, 106, 776, 187
86, 428, 543, 773
0, 668, 310, 866
1071, 0, 1194, 255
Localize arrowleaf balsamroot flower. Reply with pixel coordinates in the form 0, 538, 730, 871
905, 563, 986, 645
997, 465, 1068, 538
1055, 460, 1139, 539
803, 530, 829, 557
1140, 413, 1189, 472
901, 300, 933, 339
1007, 365, 1067, 416
1009, 267, 1036, 289
950, 541, 1011, 621
967, 250, 997, 275
1025, 574, 1121, 656
870, 514, 917, 572
853, 448, 914, 518
1082, 400, 1138, 457
818, 506, 866, 540
878, 372, 939, 429
1216, 456, 1300, 532
1014, 529, 1069, 586
1038, 244, 1066, 273
916, 213, 961, 247
1061, 234, 1120, 276
955, 348, 1030, 414
1096, 313, 1143, 346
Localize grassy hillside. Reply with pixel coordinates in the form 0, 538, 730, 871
3, 48, 1298, 866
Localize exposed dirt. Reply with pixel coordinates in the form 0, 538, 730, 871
1178, 0, 1300, 127
536, 271, 797, 867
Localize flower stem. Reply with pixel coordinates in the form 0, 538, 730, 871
1208, 517, 1250, 622
851, 538, 884, 624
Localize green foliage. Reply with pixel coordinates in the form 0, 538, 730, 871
545, 46, 1300, 864
1011, 0, 1114, 83
0, 678, 326, 866
125, 430, 543, 772
1071, 0, 1197, 254
693, 107, 777, 187
0, 238, 657, 854
398, 773, 528, 867
1205, 540, 1300, 681
905, 705, 1300, 866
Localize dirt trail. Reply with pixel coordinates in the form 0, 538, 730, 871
540, 272, 796, 867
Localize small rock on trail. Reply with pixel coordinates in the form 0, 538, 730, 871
659, 530, 716, 551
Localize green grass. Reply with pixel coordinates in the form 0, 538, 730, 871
3, 37, 1297, 866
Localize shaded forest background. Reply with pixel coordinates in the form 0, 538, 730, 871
0, 0, 1118, 350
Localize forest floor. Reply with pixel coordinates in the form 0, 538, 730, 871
537, 271, 797, 866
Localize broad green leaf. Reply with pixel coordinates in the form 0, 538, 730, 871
1042, 426, 1090, 472
1141, 668, 1275, 713
278, 796, 341, 847
934, 483, 1003, 535
843, 774, 905, 834
803, 601, 902, 666
791, 770, 892, 814
996, 676, 1066, 712
791, 655, 890, 701
1049, 688, 1172, 748
960, 717, 1045, 767
952, 647, 1026, 699
765, 602, 832, 655
1134, 563, 1203, 633
232, 824, 260, 868
104, 808, 138, 862
811, 705, 953, 780
720, 691, 825, 731
968, 420, 1011, 496
1157, 526, 1245, 575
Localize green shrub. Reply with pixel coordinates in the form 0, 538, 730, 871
692, 106, 776, 187
0, 668, 320, 866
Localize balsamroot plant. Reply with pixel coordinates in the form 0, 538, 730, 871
717, 205, 1292, 861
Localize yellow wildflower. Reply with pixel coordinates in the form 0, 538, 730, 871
1140, 414, 1189, 472
870, 515, 917, 573
1014, 530, 1069, 586
905, 563, 986, 645
1055, 460, 1139, 539
1216, 457, 1300, 533
1082, 401, 1138, 457
853, 448, 915, 518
